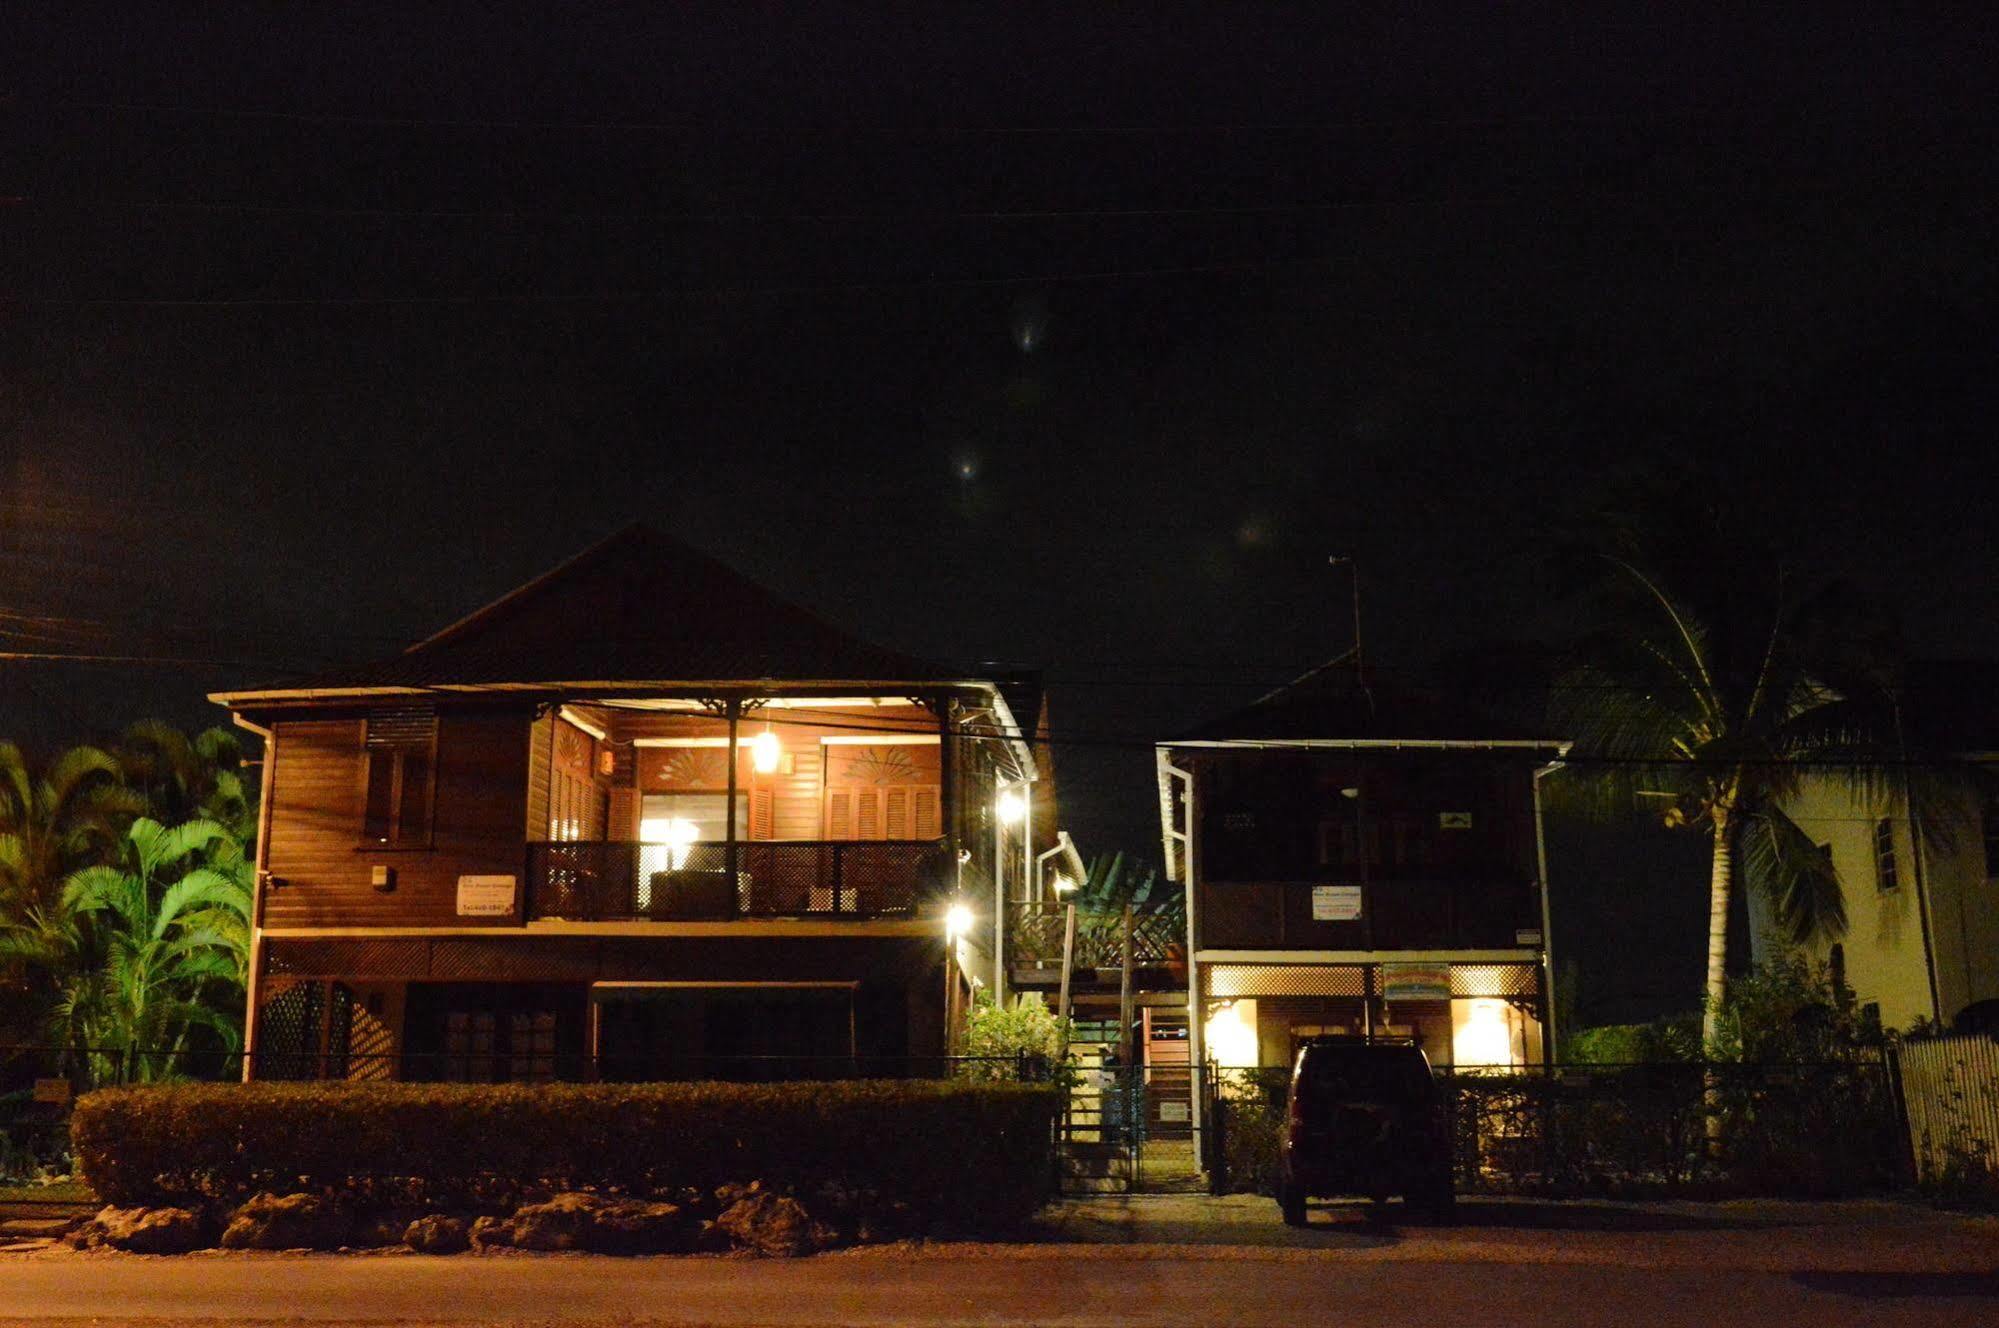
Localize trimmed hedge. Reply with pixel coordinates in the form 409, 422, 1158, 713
72, 1079, 1061, 1229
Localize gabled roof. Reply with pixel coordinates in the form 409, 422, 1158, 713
1164, 654, 1566, 748
211, 525, 965, 702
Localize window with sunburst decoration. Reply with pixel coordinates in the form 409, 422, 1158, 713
839, 747, 919, 785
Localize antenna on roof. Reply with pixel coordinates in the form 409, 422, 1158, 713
1328, 555, 1373, 714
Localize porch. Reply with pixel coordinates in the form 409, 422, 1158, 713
525, 839, 944, 921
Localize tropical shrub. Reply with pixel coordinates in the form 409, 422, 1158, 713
72, 1079, 1062, 1228
960, 993, 1072, 1085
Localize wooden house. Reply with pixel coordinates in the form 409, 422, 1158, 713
213, 527, 1051, 1081
1157, 660, 1568, 1081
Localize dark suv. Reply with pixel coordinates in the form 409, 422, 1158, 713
1278, 1038, 1455, 1224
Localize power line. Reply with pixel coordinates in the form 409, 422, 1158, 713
11, 255, 1334, 309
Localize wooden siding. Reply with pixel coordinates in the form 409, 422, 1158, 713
1192, 748, 1545, 953
263, 709, 534, 928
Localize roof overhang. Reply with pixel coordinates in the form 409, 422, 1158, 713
1157, 737, 1572, 754
209, 678, 991, 708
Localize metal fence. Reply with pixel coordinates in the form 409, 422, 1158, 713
1199, 1058, 1905, 1198
1894, 1034, 1999, 1190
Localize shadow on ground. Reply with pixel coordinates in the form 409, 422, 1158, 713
1027, 1194, 1792, 1248
1793, 1271, 1999, 1299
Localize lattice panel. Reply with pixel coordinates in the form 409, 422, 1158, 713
1450, 963, 1541, 997
1206, 963, 1368, 998
264, 938, 429, 979
256, 979, 325, 1081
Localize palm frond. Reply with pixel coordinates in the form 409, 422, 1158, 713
1739, 805, 1848, 944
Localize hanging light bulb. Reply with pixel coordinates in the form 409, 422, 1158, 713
750, 727, 781, 774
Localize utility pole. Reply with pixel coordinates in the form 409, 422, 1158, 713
1328, 555, 1370, 707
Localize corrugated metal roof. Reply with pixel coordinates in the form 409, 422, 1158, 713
214, 525, 965, 699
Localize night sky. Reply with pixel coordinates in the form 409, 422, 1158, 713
6, 7, 1997, 1022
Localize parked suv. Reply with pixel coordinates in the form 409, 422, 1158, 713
1278, 1038, 1454, 1224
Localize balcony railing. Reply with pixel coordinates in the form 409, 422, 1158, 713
525, 840, 945, 922
1198, 876, 1538, 951
1008, 901, 1183, 969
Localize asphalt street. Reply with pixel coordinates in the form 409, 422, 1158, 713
2, 1198, 1994, 1327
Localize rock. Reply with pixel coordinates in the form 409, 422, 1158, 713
586, 1198, 688, 1254
75, 1205, 208, 1254
712, 1181, 761, 1209
506, 1192, 601, 1251
508, 1192, 692, 1254
714, 1192, 827, 1257
693, 1219, 734, 1253
403, 1214, 472, 1255
220, 1193, 350, 1251
469, 1215, 514, 1249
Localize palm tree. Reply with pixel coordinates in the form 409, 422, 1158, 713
1554, 548, 1941, 1054
0, 741, 144, 921
114, 720, 256, 845
1, 817, 252, 1083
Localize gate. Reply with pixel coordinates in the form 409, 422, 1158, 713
1057, 1061, 1206, 1194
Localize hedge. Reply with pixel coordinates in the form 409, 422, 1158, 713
72, 1079, 1061, 1228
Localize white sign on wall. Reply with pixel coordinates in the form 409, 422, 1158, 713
1310, 884, 1363, 921
456, 874, 518, 917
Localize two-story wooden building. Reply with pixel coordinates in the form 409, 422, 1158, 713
214, 526, 1049, 1081
1157, 660, 1568, 1079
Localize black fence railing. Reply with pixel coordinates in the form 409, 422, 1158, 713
525, 839, 946, 921
1200, 1059, 1906, 1198
1199, 877, 1539, 951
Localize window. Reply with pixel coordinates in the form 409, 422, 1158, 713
362, 707, 436, 846
1873, 818, 1898, 893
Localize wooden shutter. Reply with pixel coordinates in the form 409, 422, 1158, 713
749, 787, 775, 841
856, 789, 883, 840
883, 788, 911, 838
913, 785, 941, 839
825, 789, 857, 840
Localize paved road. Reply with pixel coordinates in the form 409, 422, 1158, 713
4, 1251, 1998, 1327
3, 1198, 1994, 1327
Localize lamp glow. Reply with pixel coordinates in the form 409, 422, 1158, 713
1452, 998, 1517, 1068
944, 903, 974, 939
750, 728, 781, 774
1203, 999, 1260, 1071
1052, 876, 1076, 894
996, 790, 1026, 825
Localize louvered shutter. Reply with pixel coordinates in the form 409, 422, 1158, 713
825, 789, 857, 840
884, 788, 911, 838
749, 787, 775, 841
914, 785, 941, 839
856, 789, 883, 840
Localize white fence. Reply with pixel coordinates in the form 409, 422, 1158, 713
1895, 1034, 1999, 1185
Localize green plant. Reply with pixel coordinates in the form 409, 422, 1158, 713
960, 993, 1074, 1086
71, 1079, 1062, 1228
2, 817, 252, 1084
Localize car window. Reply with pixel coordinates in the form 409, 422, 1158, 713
1298, 1049, 1432, 1103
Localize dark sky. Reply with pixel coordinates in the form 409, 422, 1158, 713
5, 6, 1998, 1020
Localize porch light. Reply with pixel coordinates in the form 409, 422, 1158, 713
750, 727, 781, 774
996, 789, 1026, 825
945, 903, 974, 939
640, 816, 704, 870
1452, 998, 1520, 1069
1203, 999, 1260, 1072
1052, 876, 1076, 894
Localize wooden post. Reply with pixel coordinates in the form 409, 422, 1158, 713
1120, 904, 1135, 1063
723, 699, 740, 905
1057, 902, 1078, 1038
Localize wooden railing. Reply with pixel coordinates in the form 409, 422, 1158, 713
1008, 902, 1183, 968
1197, 876, 1539, 951
525, 840, 946, 921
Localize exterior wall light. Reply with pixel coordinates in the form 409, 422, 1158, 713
996, 789, 1026, 825
945, 903, 974, 939
750, 727, 781, 774
1052, 876, 1077, 894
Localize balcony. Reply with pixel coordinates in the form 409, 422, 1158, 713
1198, 877, 1539, 951
525, 840, 946, 922
1008, 901, 1184, 970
